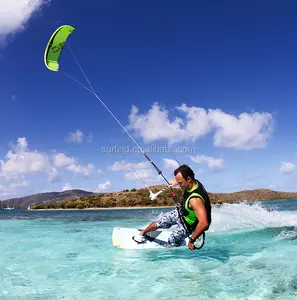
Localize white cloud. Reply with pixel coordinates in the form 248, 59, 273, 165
280, 162, 295, 174
209, 109, 274, 150
127, 103, 274, 150
127, 103, 185, 144
52, 153, 75, 168
0, 177, 29, 198
176, 104, 213, 142
0, 137, 101, 197
163, 158, 179, 171
111, 160, 149, 172
0, 0, 49, 45
0, 185, 16, 198
48, 167, 60, 182
111, 160, 162, 185
95, 180, 112, 192
190, 155, 224, 170
0, 137, 59, 182
110, 161, 126, 172
52, 152, 96, 178
66, 130, 84, 144
13, 136, 28, 151
9, 178, 29, 189
124, 168, 157, 181
62, 183, 72, 191
66, 163, 94, 177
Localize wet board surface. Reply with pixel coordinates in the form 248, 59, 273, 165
112, 227, 190, 249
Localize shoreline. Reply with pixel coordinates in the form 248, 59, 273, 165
29, 206, 176, 211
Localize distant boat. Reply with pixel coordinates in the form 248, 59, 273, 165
0, 200, 15, 210
2, 207, 14, 210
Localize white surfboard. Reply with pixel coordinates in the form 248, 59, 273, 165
111, 227, 208, 250
112, 227, 176, 249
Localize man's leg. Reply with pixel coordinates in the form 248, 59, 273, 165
139, 221, 157, 236
168, 225, 188, 246
140, 210, 188, 246
140, 209, 179, 235
167, 210, 190, 246
133, 209, 179, 243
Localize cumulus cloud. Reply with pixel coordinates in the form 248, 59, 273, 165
176, 104, 213, 142
0, 137, 100, 197
48, 167, 60, 182
0, 177, 29, 198
111, 160, 149, 172
65, 130, 93, 145
62, 183, 72, 191
52, 152, 96, 178
9, 178, 30, 189
127, 103, 274, 150
280, 162, 295, 174
0, 137, 59, 182
66, 163, 94, 177
190, 155, 224, 170
208, 109, 274, 150
52, 153, 75, 168
111, 160, 162, 185
163, 158, 179, 171
66, 130, 84, 144
127, 103, 185, 144
0, 185, 16, 198
95, 180, 112, 192
0, 0, 49, 46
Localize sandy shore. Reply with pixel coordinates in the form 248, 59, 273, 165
29, 206, 176, 211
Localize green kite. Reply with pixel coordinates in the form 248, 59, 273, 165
44, 25, 75, 72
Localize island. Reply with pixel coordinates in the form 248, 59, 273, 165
28, 186, 297, 210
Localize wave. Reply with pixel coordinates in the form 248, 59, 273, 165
209, 201, 297, 234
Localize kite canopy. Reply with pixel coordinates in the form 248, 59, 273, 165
44, 25, 75, 72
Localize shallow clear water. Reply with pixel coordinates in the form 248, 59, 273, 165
0, 199, 297, 299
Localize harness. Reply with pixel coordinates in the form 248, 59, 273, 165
173, 180, 211, 250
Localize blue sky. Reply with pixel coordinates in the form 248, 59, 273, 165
1, 0, 297, 199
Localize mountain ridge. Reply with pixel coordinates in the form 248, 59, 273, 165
0, 189, 96, 209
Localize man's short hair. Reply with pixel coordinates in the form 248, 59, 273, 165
174, 164, 195, 180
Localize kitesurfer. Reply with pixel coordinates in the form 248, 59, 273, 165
133, 164, 212, 250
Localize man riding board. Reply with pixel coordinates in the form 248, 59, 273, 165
133, 164, 212, 250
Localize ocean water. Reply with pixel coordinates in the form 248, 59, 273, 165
0, 199, 297, 300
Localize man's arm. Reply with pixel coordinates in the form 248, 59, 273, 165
189, 197, 209, 241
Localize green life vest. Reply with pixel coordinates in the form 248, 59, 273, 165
181, 180, 212, 231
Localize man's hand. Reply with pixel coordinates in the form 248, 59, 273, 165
188, 240, 195, 250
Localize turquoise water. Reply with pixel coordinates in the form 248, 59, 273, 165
1, 199, 297, 299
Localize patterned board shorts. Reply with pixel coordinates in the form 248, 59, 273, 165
155, 209, 190, 246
